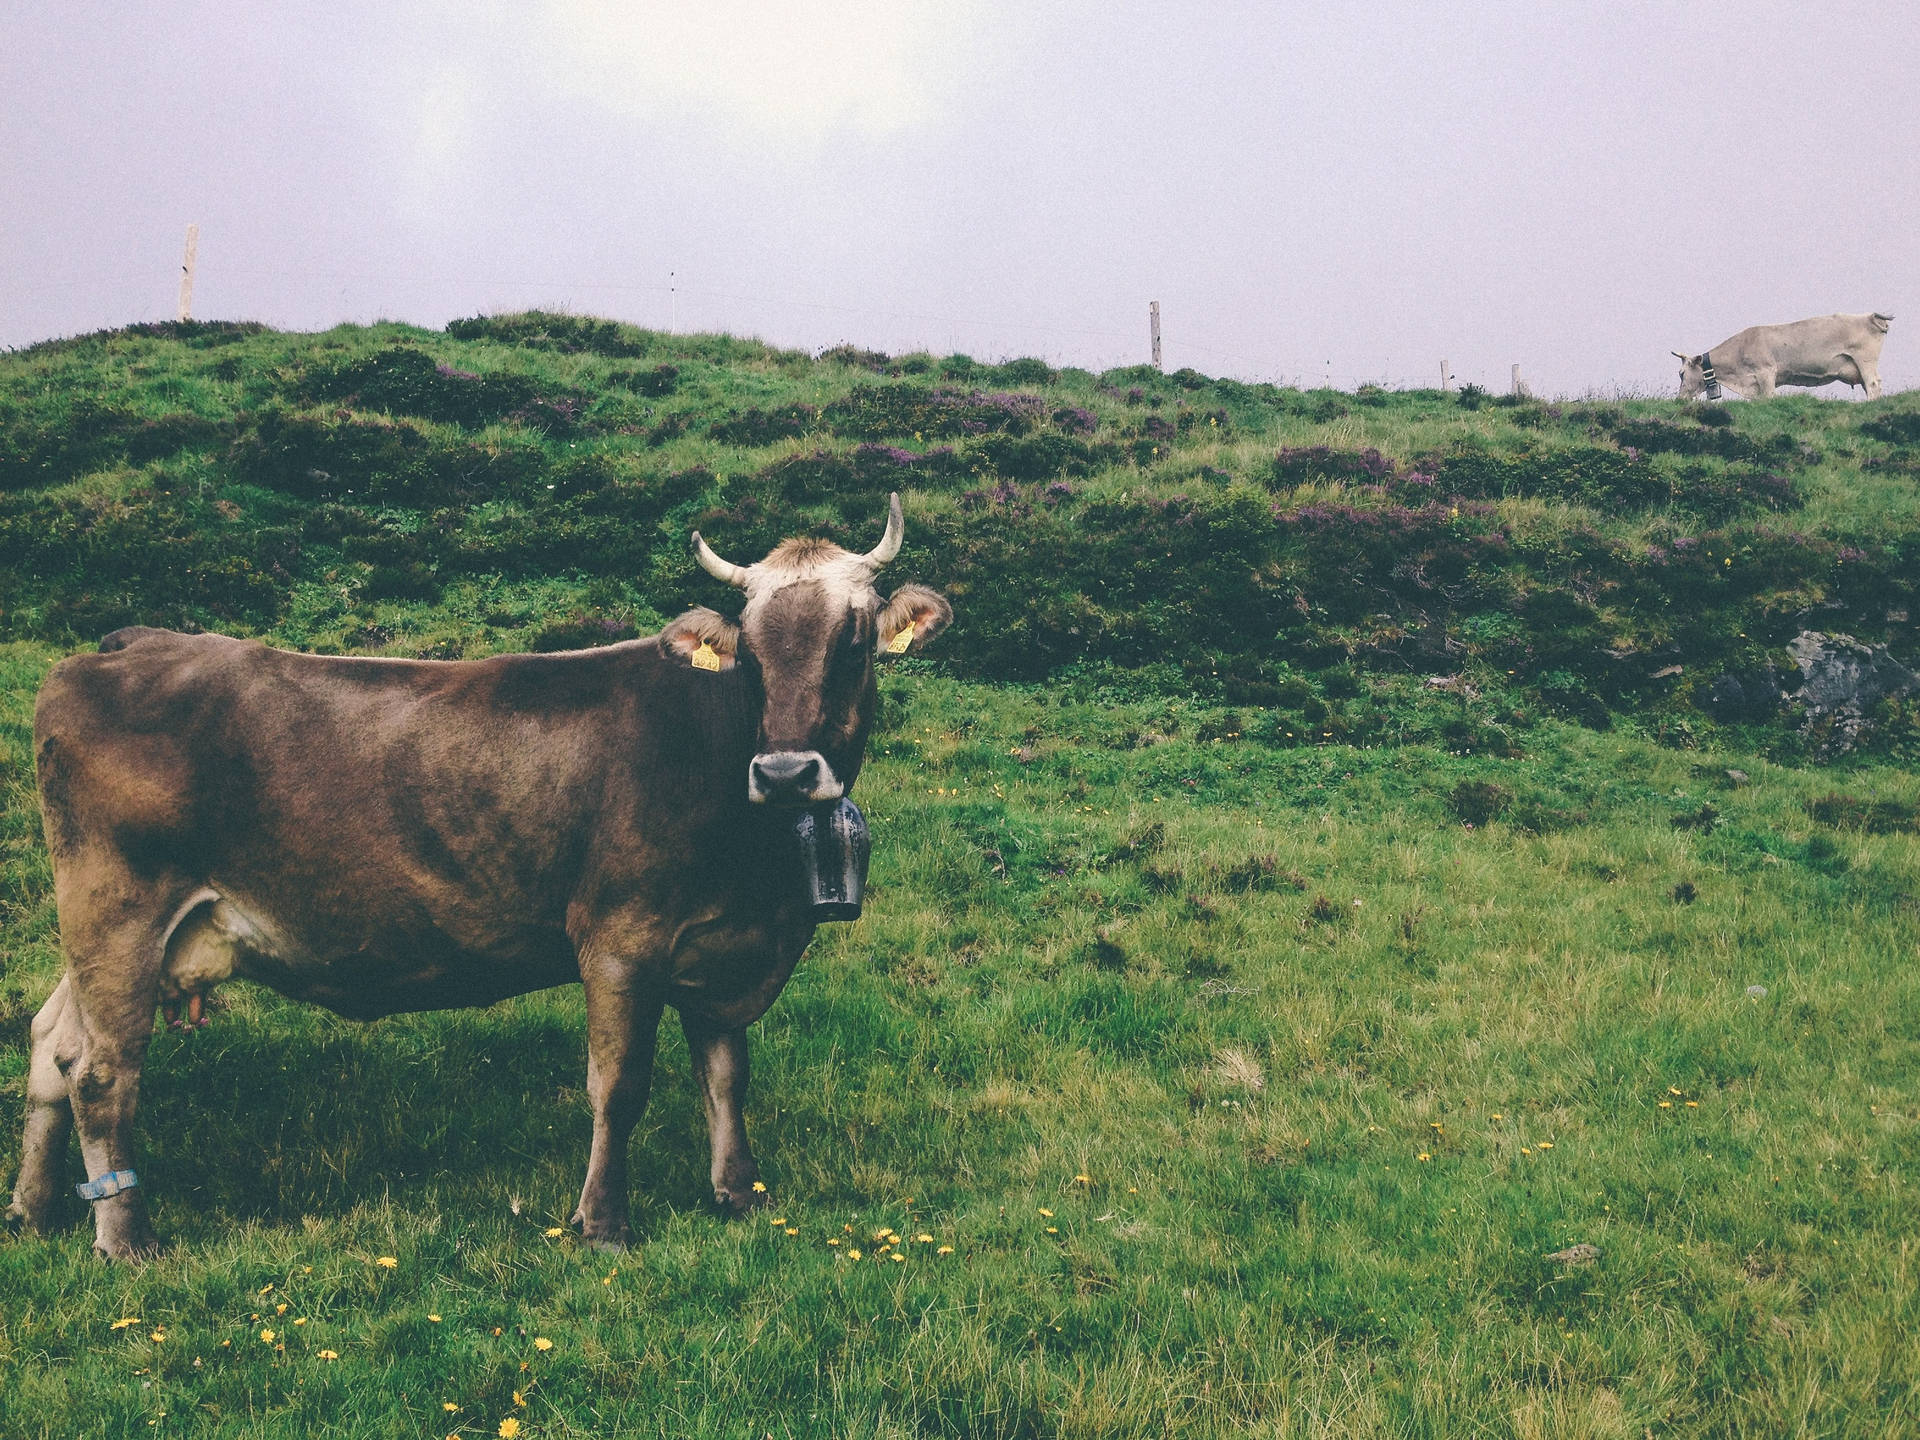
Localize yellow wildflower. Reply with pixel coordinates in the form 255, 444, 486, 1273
376, 1256, 398, 1269
1490, 1113, 1503, 1121
1659, 1101, 1673, 1109
260, 1329, 276, 1344
317, 1349, 339, 1360
936, 1245, 954, 1255
111, 1318, 141, 1331
1668, 1086, 1683, 1096
751, 1181, 767, 1193
891, 1254, 906, 1263
293, 1317, 307, 1326
544, 1227, 565, 1238
1685, 1101, 1699, 1108
828, 1238, 841, 1246
785, 1228, 798, 1237
1074, 1174, 1091, 1184
445, 1403, 459, 1412
1520, 1147, 1532, 1155
1538, 1142, 1553, 1150
275, 1303, 287, 1315
499, 1421, 522, 1440
847, 1249, 862, 1261
1418, 1153, 1431, 1162
534, 1337, 553, 1352
259, 1284, 274, 1295
1045, 1226, 1058, 1235
916, 1233, 933, 1243
1038, 1208, 1054, 1218
150, 1329, 167, 1343
513, 1391, 527, 1407
770, 1217, 786, 1226
428, 1314, 442, 1323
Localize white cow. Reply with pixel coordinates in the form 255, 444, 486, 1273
1673, 313, 1893, 400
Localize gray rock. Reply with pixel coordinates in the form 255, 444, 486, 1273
1545, 1243, 1601, 1266
1783, 631, 1920, 754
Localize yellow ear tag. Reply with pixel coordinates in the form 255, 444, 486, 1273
886, 620, 916, 655
690, 640, 722, 672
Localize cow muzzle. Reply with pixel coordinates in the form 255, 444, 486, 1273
748, 750, 844, 806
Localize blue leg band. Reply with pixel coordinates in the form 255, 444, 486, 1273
76, 1169, 139, 1201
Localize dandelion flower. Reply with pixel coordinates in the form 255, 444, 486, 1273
1538, 1142, 1554, 1150
1668, 1086, 1683, 1096
1659, 1101, 1673, 1109
498, 1420, 522, 1440
293, 1317, 307, 1326
1038, 1208, 1054, 1218
428, 1314, 441, 1323
302, 1266, 313, 1275
111, 1318, 141, 1331
1491, 1113, 1503, 1121
445, 1402, 459, 1412
785, 1228, 798, 1236
513, 1391, 527, 1407
1520, 1148, 1531, 1155
828, 1238, 841, 1247
1418, 1153, 1431, 1162
534, 1337, 553, 1352
317, 1349, 339, 1361
916, 1233, 933, 1243
847, 1249, 863, 1261
770, 1217, 787, 1226
751, 1181, 767, 1193
275, 1303, 287, 1315
891, 1254, 906, 1263
376, 1256, 398, 1269
259, 1284, 274, 1295
544, 1227, 565, 1238
1074, 1174, 1091, 1185
1685, 1101, 1699, 1108
260, 1329, 275, 1344
1045, 1226, 1058, 1235
936, 1245, 954, 1255
150, 1329, 167, 1343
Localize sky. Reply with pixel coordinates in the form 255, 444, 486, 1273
4, 2, 1916, 396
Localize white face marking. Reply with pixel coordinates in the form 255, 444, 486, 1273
736, 548, 879, 626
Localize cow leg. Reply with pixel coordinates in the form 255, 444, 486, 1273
6, 975, 79, 1232
570, 971, 665, 1252
680, 1010, 768, 1217
53, 886, 174, 1261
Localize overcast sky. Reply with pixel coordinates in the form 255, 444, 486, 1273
4, 2, 1915, 396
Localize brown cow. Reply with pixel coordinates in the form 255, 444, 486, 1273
7, 495, 951, 1259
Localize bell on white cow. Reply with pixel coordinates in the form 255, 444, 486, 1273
791, 798, 870, 921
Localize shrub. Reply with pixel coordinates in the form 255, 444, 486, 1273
825, 385, 1048, 440
1805, 792, 1920, 833
445, 312, 652, 358
708, 405, 818, 447
1448, 780, 1511, 825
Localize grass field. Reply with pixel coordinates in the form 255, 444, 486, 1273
2, 319, 1918, 1436
4, 645, 1918, 1436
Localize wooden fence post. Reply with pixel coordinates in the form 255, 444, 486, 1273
1440, 359, 1452, 392
177, 224, 198, 322
1150, 301, 1162, 370
1510, 363, 1525, 398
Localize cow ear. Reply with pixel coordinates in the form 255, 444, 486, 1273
877, 585, 953, 657
1671, 350, 1688, 360
660, 607, 741, 672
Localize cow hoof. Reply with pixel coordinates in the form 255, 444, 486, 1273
570, 1209, 632, 1252
714, 1185, 770, 1219
4, 1198, 57, 1235
580, 1227, 632, 1254
93, 1234, 163, 1263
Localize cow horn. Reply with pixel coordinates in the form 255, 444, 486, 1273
863, 493, 905, 567
691, 531, 750, 587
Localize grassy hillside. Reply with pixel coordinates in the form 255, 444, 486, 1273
4, 313, 1920, 748
1, 319, 1918, 1437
